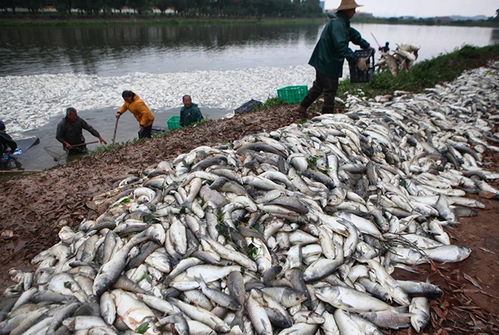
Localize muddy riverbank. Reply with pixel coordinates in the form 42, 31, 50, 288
1, 61, 498, 332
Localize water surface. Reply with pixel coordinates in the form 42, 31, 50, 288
1, 22, 496, 170
1, 23, 496, 76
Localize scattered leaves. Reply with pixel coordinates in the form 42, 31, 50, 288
248, 243, 259, 260
135, 322, 150, 334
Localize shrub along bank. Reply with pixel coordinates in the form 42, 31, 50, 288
337, 44, 499, 99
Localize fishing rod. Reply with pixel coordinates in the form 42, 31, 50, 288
370, 32, 382, 49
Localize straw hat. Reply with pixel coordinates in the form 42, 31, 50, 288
335, 0, 363, 11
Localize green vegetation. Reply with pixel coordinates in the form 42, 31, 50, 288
90, 136, 153, 155
337, 45, 499, 99
0, 15, 326, 26
352, 15, 498, 28
135, 322, 150, 334
256, 97, 287, 111
0, 0, 322, 18
50, 44, 499, 163
247, 243, 259, 260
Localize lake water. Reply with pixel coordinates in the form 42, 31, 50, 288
1, 21, 497, 169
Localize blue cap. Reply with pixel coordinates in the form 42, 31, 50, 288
0, 120, 4, 130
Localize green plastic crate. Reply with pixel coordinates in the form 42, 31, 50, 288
167, 116, 180, 130
277, 85, 308, 104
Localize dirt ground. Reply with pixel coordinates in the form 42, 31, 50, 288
0, 102, 497, 334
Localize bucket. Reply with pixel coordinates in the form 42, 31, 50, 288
349, 48, 375, 83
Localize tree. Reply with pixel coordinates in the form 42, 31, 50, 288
106, 0, 126, 12
24, 0, 44, 13
171, 0, 187, 15
302, 0, 321, 15
55, 0, 73, 13
128, 0, 150, 14
155, 0, 172, 14
1, 0, 20, 14
73, 0, 105, 14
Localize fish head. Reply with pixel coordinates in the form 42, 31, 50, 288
283, 290, 307, 306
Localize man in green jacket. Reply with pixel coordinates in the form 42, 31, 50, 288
297, 0, 371, 117
180, 95, 204, 127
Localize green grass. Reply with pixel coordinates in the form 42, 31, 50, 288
352, 16, 498, 28
78, 45, 498, 160
337, 44, 499, 99
256, 97, 287, 111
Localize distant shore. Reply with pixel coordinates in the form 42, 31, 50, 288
352, 16, 498, 28
0, 15, 327, 26
0, 14, 496, 28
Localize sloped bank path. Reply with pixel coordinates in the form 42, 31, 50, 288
0, 64, 498, 333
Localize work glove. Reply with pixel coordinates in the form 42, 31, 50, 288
357, 57, 369, 71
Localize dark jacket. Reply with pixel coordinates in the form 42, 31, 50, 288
0, 130, 17, 154
180, 103, 203, 127
308, 12, 370, 78
56, 117, 100, 146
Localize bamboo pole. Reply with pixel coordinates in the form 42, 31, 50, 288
112, 118, 120, 144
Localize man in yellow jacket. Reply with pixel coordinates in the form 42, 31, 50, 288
116, 90, 155, 139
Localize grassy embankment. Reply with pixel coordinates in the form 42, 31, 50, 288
338, 44, 499, 98
95, 45, 499, 156
92, 45, 499, 156
8, 44, 497, 162
5, 44, 498, 164
261, 44, 499, 112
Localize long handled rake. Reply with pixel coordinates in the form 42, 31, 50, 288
112, 117, 120, 145
44, 141, 99, 163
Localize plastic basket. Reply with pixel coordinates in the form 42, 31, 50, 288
167, 116, 180, 130
277, 85, 308, 104
349, 48, 375, 83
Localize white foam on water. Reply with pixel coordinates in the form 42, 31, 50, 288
2, 65, 314, 135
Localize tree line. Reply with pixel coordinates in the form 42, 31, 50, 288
352, 11, 499, 28
0, 0, 323, 16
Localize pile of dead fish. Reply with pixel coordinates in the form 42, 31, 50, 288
2, 63, 498, 335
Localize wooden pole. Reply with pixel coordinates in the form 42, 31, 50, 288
112, 118, 119, 145
72, 140, 99, 147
